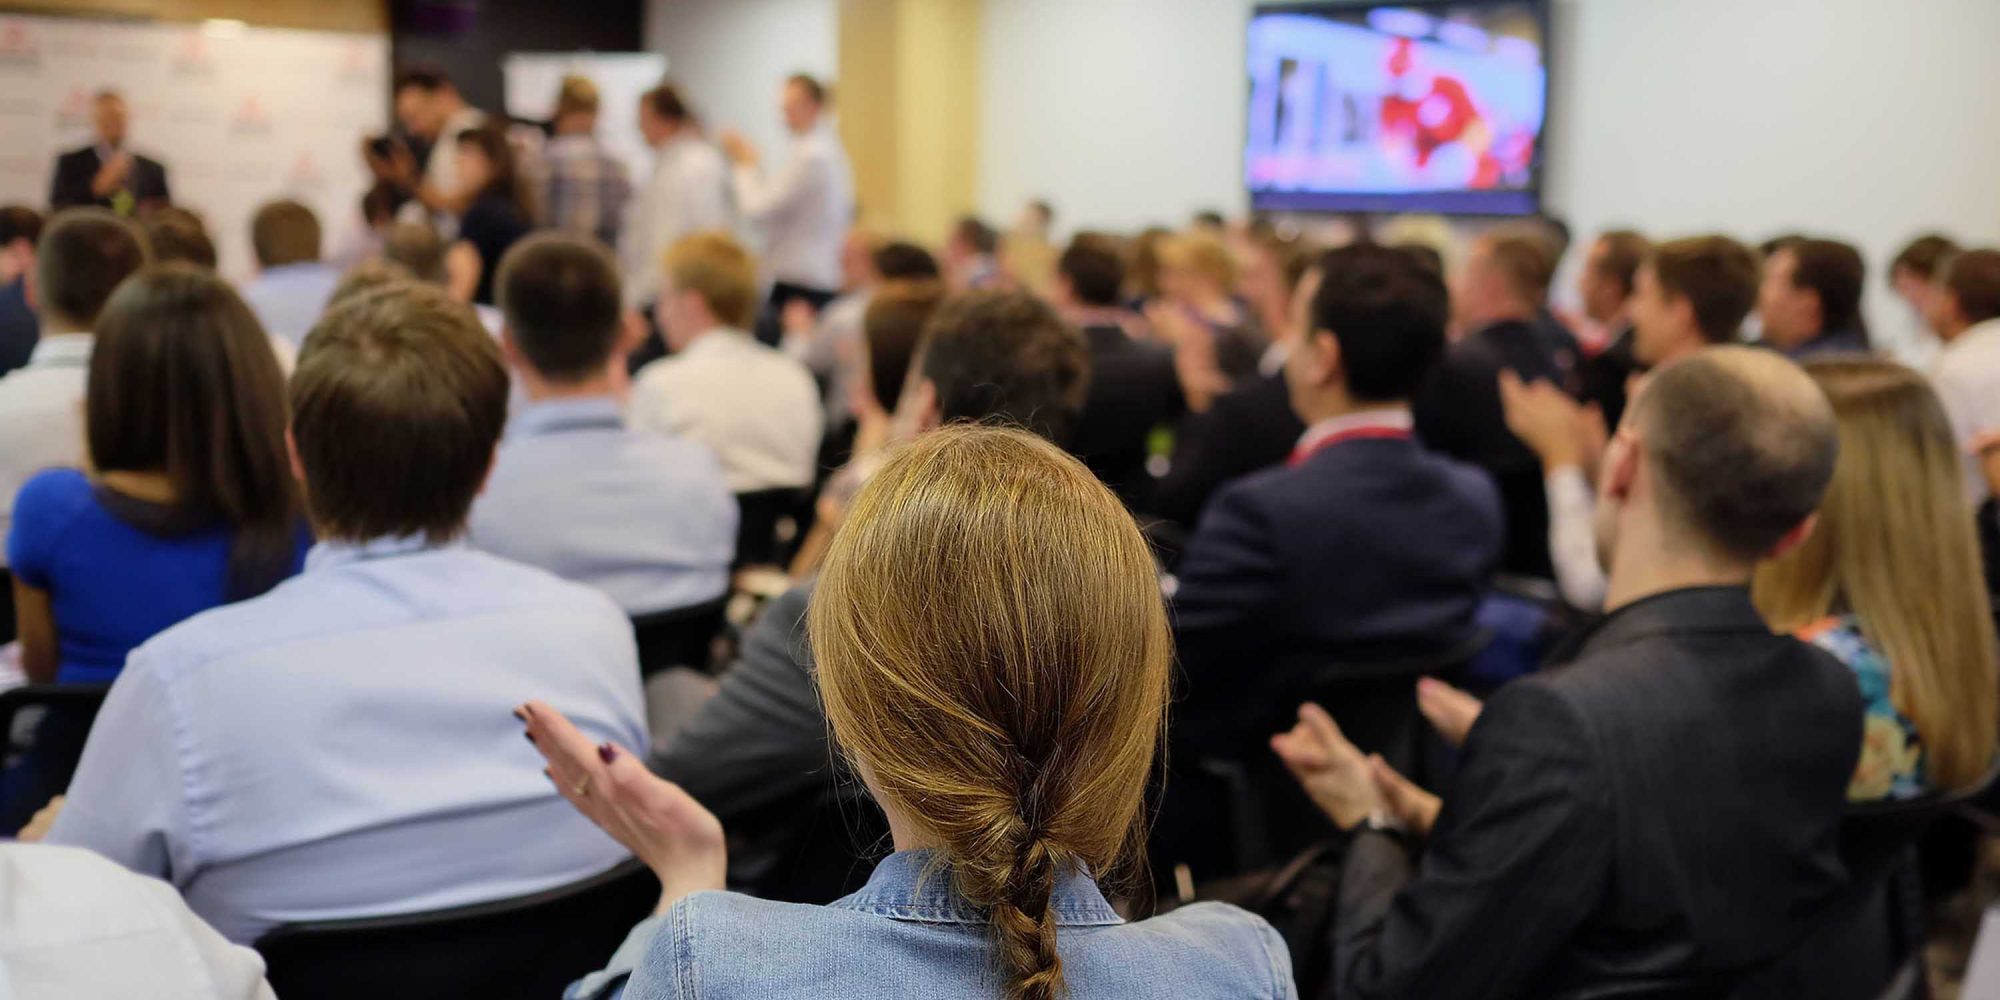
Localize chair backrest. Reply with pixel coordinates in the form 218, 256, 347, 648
0, 683, 112, 832
255, 859, 659, 1000
734, 488, 809, 568
630, 595, 731, 677
0, 567, 16, 646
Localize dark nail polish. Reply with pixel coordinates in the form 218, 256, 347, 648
513, 706, 528, 722
598, 743, 618, 764
524, 731, 535, 745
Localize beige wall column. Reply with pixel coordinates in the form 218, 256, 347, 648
837, 0, 980, 245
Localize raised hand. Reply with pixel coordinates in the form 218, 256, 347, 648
1416, 676, 1485, 748
1270, 702, 1383, 829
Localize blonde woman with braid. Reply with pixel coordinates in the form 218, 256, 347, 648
523, 425, 1295, 1000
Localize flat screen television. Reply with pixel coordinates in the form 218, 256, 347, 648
1246, 1, 1551, 215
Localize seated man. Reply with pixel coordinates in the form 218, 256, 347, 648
1278, 347, 1862, 998
1758, 237, 1871, 360
468, 233, 736, 615
238, 200, 342, 349
647, 289, 1089, 901
1057, 233, 1184, 508
630, 232, 823, 494
46, 283, 648, 943
1173, 244, 1503, 745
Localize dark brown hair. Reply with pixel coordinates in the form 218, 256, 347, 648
496, 232, 623, 381
786, 73, 828, 106
864, 279, 946, 413
1649, 235, 1761, 344
916, 290, 1090, 447
1941, 249, 2000, 327
89, 265, 300, 598
36, 208, 149, 328
455, 126, 535, 221
0, 205, 42, 247
1593, 229, 1651, 299
1312, 243, 1448, 402
1891, 234, 1960, 282
328, 259, 417, 310
252, 200, 322, 268
1483, 233, 1554, 305
383, 222, 447, 284
142, 207, 217, 269
292, 283, 508, 542
642, 83, 693, 124
1784, 238, 1868, 338
1058, 234, 1125, 308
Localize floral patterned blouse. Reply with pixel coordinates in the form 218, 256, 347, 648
1799, 615, 1926, 802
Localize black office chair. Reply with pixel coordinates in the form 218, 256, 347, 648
0, 682, 111, 832
0, 567, 16, 646
630, 595, 732, 677
734, 488, 811, 568
256, 859, 659, 1000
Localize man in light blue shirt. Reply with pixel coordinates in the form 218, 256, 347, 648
46, 281, 648, 944
237, 200, 341, 348
469, 233, 736, 615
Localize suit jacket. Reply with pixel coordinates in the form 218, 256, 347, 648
1151, 371, 1304, 530
1414, 318, 1580, 579
0, 279, 37, 378
1579, 324, 1638, 432
1334, 586, 1864, 999
1172, 433, 1503, 747
1072, 323, 1184, 507
50, 146, 171, 211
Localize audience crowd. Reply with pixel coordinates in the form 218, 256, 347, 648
2, 62, 2000, 1000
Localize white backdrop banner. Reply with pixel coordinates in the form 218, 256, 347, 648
0, 14, 389, 281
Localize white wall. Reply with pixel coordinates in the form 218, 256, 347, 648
978, 0, 2000, 358
644, 0, 837, 160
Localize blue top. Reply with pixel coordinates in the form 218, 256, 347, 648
468, 397, 736, 616
5, 468, 310, 684
570, 850, 1295, 999
238, 262, 342, 348
1800, 614, 1927, 801
44, 535, 650, 943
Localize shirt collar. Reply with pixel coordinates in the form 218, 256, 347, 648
305, 533, 459, 573
1550, 585, 1766, 666
27, 333, 92, 369
1295, 407, 1414, 454
1945, 317, 2000, 355
831, 850, 1124, 927
513, 395, 626, 436
679, 327, 752, 357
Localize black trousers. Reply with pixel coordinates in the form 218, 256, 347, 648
753, 281, 839, 347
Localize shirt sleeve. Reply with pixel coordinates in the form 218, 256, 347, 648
6, 470, 74, 589
1545, 465, 1606, 610
45, 652, 195, 881
563, 914, 665, 1000
138, 874, 278, 1000
684, 154, 735, 234
1170, 482, 1284, 682
732, 145, 817, 223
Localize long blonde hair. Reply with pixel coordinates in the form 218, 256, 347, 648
809, 425, 1171, 1000
1754, 357, 1999, 791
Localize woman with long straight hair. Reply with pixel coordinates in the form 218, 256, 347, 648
524, 425, 1294, 999
451, 125, 534, 306
1754, 356, 1999, 800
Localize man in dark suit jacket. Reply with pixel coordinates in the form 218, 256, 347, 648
1173, 244, 1503, 753
1056, 235, 1183, 507
49, 91, 170, 214
1150, 370, 1301, 532
1278, 346, 1862, 998
1416, 232, 1580, 579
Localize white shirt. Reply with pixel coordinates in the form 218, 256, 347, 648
732, 121, 853, 291
46, 536, 648, 944
1929, 317, 2000, 502
238, 261, 342, 348
623, 135, 734, 307
0, 843, 275, 1000
0, 333, 90, 566
630, 328, 823, 492
1545, 465, 1607, 611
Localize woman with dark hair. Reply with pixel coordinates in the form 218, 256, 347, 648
8, 264, 309, 687
452, 126, 534, 305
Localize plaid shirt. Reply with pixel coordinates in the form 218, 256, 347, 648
536, 134, 632, 248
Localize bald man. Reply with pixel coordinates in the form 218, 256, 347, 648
1289, 347, 1863, 998
50, 90, 171, 214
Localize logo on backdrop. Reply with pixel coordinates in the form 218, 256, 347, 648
338, 40, 374, 86
230, 94, 273, 135
287, 151, 323, 187
0, 18, 40, 67
55, 87, 90, 130
171, 30, 216, 76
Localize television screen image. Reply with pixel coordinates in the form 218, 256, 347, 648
1246, 1, 1550, 215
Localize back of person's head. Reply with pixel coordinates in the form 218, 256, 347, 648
1126, 227, 1170, 300
1535, 213, 1573, 265
455, 125, 525, 209
1057, 234, 1125, 308
874, 240, 940, 281
37, 208, 149, 330
0, 205, 43, 248
809, 423, 1169, 1000
1156, 232, 1234, 292
1191, 209, 1226, 231
328, 259, 416, 311
1753, 357, 1997, 791
1630, 347, 1838, 563
251, 200, 322, 269
88, 264, 298, 598
663, 230, 759, 330
953, 216, 998, 256
1891, 234, 1960, 283
554, 74, 599, 119
916, 289, 1090, 446
1394, 241, 1445, 280
141, 207, 215, 270
1591, 229, 1651, 300
863, 279, 946, 414
383, 222, 448, 284
1785, 238, 1867, 335
642, 83, 693, 125
1309, 243, 1448, 402
1479, 233, 1554, 308
1940, 249, 2000, 327
1761, 233, 1805, 260
1649, 235, 1761, 343
292, 283, 507, 542
393, 66, 452, 97
496, 232, 623, 382
362, 182, 400, 227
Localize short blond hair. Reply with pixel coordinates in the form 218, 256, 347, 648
555, 74, 599, 117
1157, 231, 1235, 289
664, 231, 759, 329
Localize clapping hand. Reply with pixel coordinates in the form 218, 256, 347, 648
1416, 676, 1485, 748
1270, 703, 1385, 829
718, 130, 759, 168
90, 152, 133, 198
1499, 370, 1591, 470
518, 701, 726, 913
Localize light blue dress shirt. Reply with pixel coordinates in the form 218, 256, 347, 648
569, 850, 1296, 999
468, 396, 737, 616
46, 535, 650, 944
238, 262, 342, 348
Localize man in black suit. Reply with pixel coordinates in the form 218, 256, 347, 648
1173, 244, 1503, 751
1277, 346, 1862, 998
49, 91, 170, 214
1574, 229, 1650, 431
1415, 232, 1579, 579
1056, 234, 1183, 507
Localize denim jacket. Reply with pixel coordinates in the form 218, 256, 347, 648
570, 850, 1296, 999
